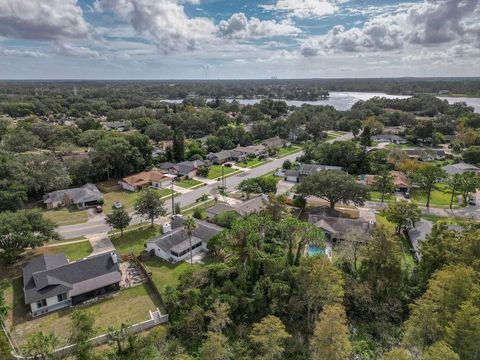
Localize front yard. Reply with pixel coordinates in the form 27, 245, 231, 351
237, 158, 269, 168
2, 280, 162, 347
110, 224, 161, 255
411, 183, 456, 208
34, 241, 93, 262
369, 191, 395, 203
277, 145, 302, 157
41, 207, 89, 226
102, 188, 173, 214
175, 178, 203, 189
206, 165, 238, 180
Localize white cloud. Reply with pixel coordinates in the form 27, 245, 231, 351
218, 13, 300, 39
0, 0, 91, 41
260, 0, 340, 19
301, 0, 480, 55
53, 43, 103, 59
0, 48, 47, 58
94, 0, 216, 52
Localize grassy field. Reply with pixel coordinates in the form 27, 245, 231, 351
3, 280, 161, 347
175, 178, 203, 189
237, 158, 268, 168
110, 225, 160, 255
103, 189, 173, 213
207, 165, 237, 180
369, 191, 395, 203
411, 183, 455, 207
144, 257, 190, 293
41, 207, 89, 226
35, 241, 93, 261
376, 215, 415, 271
277, 145, 302, 157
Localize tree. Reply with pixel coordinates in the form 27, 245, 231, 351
145, 123, 173, 143
383, 348, 412, 360
183, 216, 197, 265
457, 171, 480, 205
297, 170, 368, 210
282, 159, 292, 170
447, 174, 462, 209
383, 200, 420, 234
3, 128, 43, 152
200, 332, 229, 360
0, 289, 8, 320
197, 165, 210, 178
70, 309, 96, 360
256, 176, 277, 194
0, 182, 27, 212
237, 179, 261, 199
373, 170, 395, 203
134, 189, 167, 226
462, 145, 480, 165
0, 210, 58, 263
265, 194, 289, 221
445, 300, 480, 360
107, 323, 128, 355
249, 315, 290, 360
310, 304, 352, 360
413, 165, 447, 208
23, 331, 59, 360
173, 129, 185, 162
206, 300, 231, 333
106, 208, 131, 236
360, 125, 372, 147
422, 342, 459, 360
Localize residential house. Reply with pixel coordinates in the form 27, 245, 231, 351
442, 162, 480, 176
102, 121, 129, 132
309, 213, 375, 243
207, 150, 240, 164
159, 160, 205, 178
405, 149, 446, 161
23, 252, 121, 317
146, 217, 223, 263
43, 183, 103, 209
234, 144, 267, 159
262, 137, 291, 149
372, 134, 407, 144
119, 170, 173, 192
390, 171, 411, 193
284, 163, 343, 183
205, 196, 266, 220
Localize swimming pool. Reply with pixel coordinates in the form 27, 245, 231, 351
308, 246, 325, 256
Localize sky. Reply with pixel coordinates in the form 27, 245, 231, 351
0, 0, 479, 79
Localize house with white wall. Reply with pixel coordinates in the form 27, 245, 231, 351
119, 170, 173, 192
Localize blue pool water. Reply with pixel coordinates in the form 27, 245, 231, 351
308, 246, 325, 256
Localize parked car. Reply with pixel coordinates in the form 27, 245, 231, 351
95, 205, 103, 213
468, 195, 476, 206
224, 162, 233, 167
113, 201, 122, 209
404, 191, 410, 199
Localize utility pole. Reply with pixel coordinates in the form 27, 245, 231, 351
171, 178, 175, 215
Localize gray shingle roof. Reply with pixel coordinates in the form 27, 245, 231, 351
23, 252, 121, 304
43, 183, 102, 205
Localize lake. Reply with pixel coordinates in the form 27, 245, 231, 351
165, 91, 480, 112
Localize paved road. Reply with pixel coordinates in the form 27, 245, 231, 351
58, 151, 304, 239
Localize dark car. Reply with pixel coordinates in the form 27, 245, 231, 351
95, 205, 103, 213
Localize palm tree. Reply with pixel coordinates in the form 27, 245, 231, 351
183, 216, 198, 265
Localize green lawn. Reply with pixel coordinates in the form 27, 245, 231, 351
277, 145, 302, 157
369, 191, 395, 203
144, 257, 190, 293
411, 183, 456, 207
35, 241, 93, 261
110, 225, 160, 255
237, 158, 268, 168
3, 280, 162, 347
207, 165, 237, 180
41, 207, 89, 226
103, 189, 173, 214
175, 178, 203, 189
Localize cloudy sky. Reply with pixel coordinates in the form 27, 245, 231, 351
0, 0, 479, 79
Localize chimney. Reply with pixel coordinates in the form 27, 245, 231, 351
110, 252, 118, 264
163, 223, 172, 234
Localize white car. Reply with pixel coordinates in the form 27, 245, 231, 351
113, 201, 123, 209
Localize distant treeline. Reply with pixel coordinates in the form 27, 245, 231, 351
0, 78, 479, 100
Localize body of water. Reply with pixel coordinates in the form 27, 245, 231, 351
308, 246, 325, 256
164, 91, 480, 112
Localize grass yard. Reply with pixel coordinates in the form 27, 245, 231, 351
35, 241, 93, 261
110, 225, 160, 255
237, 158, 268, 168
2, 280, 162, 347
369, 191, 395, 203
41, 207, 89, 226
376, 215, 415, 271
277, 145, 302, 157
103, 189, 173, 214
207, 165, 237, 180
175, 178, 203, 189
411, 183, 456, 208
